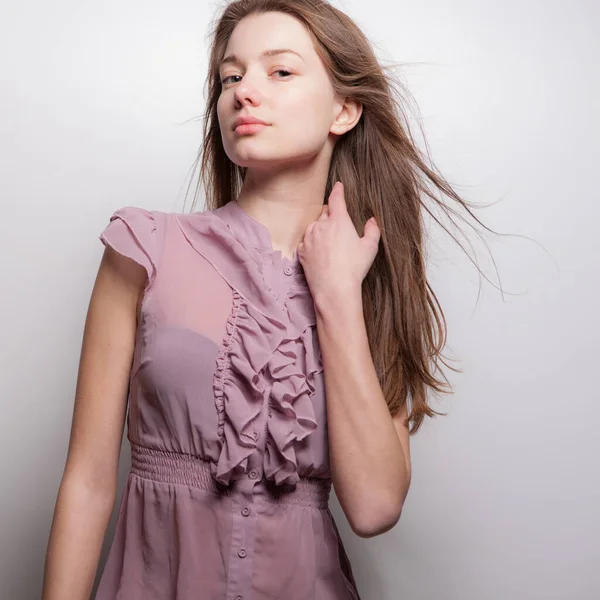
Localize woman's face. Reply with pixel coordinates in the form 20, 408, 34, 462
217, 11, 344, 170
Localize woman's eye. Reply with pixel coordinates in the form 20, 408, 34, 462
220, 70, 292, 86
272, 69, 292, 78
220, 75, 240, 85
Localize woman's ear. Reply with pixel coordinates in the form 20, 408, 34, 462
330, 98, 363, 136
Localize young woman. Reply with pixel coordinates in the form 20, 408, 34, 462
43, 1, 498, 599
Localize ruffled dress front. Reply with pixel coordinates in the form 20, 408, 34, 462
94, 200, 361, 600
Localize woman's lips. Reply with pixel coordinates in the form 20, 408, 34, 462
234, 123, 269, 135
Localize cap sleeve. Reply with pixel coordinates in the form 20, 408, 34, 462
99, 206, 158, 290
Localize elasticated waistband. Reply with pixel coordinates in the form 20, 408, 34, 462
130, 442, 331, 509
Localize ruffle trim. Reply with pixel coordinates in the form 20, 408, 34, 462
210, 292, 323, 487
213, 289, 243, 441
264, 323, 324, 486
211, 291, 267, 485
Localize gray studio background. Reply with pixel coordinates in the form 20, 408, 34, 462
1, 0, 598, 598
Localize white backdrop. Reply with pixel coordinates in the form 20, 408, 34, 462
1, 0, 598, 598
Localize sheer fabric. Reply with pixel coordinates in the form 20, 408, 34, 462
94, 201, 361, 600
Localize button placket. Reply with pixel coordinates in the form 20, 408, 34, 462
226, 483, 258, 600
263, 253, 303, 304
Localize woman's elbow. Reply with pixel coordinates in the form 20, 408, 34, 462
351, 500, 404, 538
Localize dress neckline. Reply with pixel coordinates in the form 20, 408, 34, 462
216, 200, 301, 267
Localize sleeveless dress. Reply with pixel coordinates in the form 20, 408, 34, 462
94, 200, 361, 600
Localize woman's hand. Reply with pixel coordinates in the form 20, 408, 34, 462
297, 181, 381, 303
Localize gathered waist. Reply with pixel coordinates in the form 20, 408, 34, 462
129, 442, 331, 509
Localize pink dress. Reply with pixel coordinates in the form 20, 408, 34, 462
94, 200, 361, 600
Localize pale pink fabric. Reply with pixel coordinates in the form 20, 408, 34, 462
94, 201, 361, 600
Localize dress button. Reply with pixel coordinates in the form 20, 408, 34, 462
238, 548, 247, 558
249, 469, 258, 479
253, 431, 259, 440
236, 596, 243, 600
241, 506, 250, 517
284, 266, 293, 276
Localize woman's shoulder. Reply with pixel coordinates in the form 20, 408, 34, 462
103, 206, 223, 233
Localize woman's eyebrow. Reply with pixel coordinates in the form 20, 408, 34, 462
219, 48, 304, 70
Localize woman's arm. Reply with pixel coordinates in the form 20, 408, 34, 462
42, 246, 146, 600
314, 286, 412, 539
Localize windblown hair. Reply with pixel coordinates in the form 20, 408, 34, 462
184, 0, 507, 435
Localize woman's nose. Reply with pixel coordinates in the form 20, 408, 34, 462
233, 77, 262, 105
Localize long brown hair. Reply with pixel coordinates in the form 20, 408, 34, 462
183, 0, 510, 435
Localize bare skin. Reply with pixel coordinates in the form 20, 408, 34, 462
41, 247, 146, 600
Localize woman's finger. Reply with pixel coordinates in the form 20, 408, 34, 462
317, 205, 329, 220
